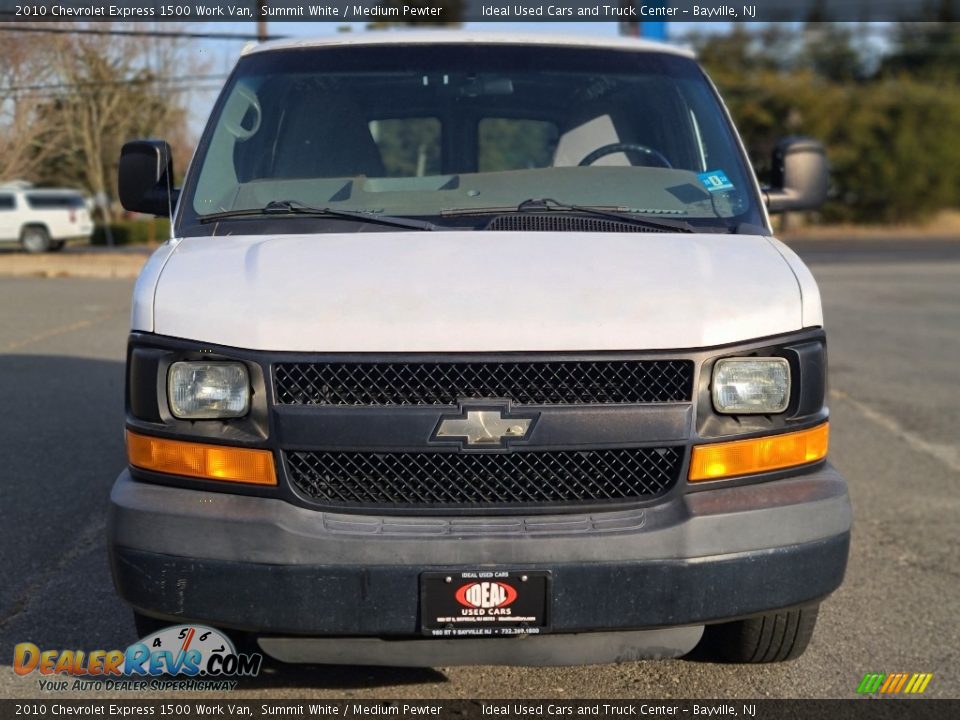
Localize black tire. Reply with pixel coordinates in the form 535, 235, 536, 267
20, 226, 51, 253
132, 611, 259, 653
132, 611, 172, 639
692, 604, 820, 663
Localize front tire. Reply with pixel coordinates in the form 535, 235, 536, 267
692, 604, 820, 663
132, 611, 259, 653
132, 611, 170, 638
21, 226, 51, 253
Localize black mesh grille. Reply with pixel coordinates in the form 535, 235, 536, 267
485, 213, 671, 233
285, 446, 682, 508
274, 360, 693, 406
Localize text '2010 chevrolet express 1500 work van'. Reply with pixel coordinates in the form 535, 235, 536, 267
110, 32, 851, 666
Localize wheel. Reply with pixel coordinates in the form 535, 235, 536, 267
132, 611, 171, 639
20, 226, 51, 253
692, 604, 820, 663
49, 240, 66, 252
578, 142, 672, 168
132, 611, 259, 653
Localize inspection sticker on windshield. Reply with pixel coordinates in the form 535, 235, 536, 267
698, 170, 735, 192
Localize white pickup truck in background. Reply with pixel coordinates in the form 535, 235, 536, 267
0, 184, 94, 252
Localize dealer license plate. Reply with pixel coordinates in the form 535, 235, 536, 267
420, 570, 550, 637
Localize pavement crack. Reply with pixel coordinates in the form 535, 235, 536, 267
3, 307, 129, 352
0, 518, 106, 630
4, 318, 94, 351
830, 389, 960, 473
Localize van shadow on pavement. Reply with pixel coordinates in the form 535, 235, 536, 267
0, 354, 445, 690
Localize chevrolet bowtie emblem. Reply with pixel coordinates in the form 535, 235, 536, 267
435, 409, 533, 446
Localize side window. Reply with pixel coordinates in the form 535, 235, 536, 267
0, 194, 15, 211
369, 118, 441, 177
25, 194, 85, 209
478, 119, 558, 172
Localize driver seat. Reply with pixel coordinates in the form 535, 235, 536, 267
273, 91, 386, 178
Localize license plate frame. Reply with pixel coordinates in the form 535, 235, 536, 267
420, 570, 551, 637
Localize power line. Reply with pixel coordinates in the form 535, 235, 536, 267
0, 24, 286, 41
10, 85, 224, 101
2, 74, 229, 93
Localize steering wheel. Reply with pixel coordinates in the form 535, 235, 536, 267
223, 85, 262, 141
578, 142, 672, 168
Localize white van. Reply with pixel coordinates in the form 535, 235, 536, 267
0, 185, 94, 252
109, 33, 850, 666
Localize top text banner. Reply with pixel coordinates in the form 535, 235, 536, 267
1, 0, 958, 23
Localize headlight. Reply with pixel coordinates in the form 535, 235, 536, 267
712, 357, 790, 414
168, 362, 250, 419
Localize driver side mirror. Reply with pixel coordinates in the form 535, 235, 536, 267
118, 140, 178, 217
764, 137, 828, 213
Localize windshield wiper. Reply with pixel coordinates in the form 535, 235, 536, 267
442, 198, 695, 233
198, 200, 438, 231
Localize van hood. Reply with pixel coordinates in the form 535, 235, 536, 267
138, 232, 815, 352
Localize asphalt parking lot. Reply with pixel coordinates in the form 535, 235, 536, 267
0, 238, 957, 699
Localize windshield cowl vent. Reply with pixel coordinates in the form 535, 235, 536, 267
484, 214, 668, 233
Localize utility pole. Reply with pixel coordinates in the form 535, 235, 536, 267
257, 2, 268, 42
619, 1, 669, 40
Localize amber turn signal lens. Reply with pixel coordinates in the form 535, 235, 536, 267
126, 431, 277, 486
689, 422, 829, 482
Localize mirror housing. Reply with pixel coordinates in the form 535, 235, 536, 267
118, 140, 177, 217
764, 137, 828, 213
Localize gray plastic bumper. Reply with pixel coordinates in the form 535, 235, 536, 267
108, 464, 851, 652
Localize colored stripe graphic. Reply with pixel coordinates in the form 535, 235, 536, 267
889, 673, 909, 693
857, 673, 885, 693
857, 672, 933, 694
908, 673, 933, 694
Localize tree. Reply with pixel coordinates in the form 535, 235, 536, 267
881, 21, 960, 81
1, 22, 196, 222
0, 28, 60, 182
800, 24, 869, 82
685, 24, 960, 224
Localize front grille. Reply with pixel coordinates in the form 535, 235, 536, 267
485, 213, 671, 233
285, 446, 682, 509
274, 359, 693, 406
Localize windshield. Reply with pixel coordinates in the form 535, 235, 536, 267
178, 43, 766, 236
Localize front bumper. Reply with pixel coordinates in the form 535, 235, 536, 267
108, 462, 850, 662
